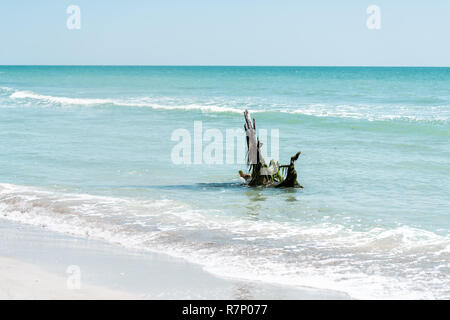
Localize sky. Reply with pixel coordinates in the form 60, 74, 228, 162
0, 0, 449, 66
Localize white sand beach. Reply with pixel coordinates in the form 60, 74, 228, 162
0, 219, 350, 300
0, 256, 135, 299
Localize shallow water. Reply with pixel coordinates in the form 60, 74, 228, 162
0, 66, 449, 299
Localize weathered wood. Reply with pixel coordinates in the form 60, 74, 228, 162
275, 152, 302, 188
244, 110, 265, 166
244, 110, 274, 186
241, 110, 302, 188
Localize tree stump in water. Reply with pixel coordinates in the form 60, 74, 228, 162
241, 110, 302, 188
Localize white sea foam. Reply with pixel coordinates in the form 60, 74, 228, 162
282, 104, 450, 122
9, 90, 244, 114
1, 182, 448, 299
8, 88, 449, 122
10, 91, 115, 106
0, 87, 15, 94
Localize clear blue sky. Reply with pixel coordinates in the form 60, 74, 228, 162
1, 0, 449, 66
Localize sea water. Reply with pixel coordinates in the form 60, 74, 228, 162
0, 66, 449, 299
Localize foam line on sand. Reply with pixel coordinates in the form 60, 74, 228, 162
0, 219, 350, 300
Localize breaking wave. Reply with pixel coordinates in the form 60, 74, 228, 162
1, 183, 449, 299
8, 89, 244, 114
3, 87, 449, 122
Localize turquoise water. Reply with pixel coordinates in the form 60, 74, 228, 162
0, 66, 449, 299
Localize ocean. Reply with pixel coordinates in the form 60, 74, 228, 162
0, 66, 449, 299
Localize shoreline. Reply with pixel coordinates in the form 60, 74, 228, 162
0, 219, 350, 300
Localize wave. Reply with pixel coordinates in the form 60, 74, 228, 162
10, 90, 117, 106
282, 104, 450, 122
8, 90, 244, 114
4, 87, 450, 122
1, 182, 449, 299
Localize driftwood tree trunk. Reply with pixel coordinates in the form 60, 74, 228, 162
244, 110, 274, 186
242, 110, 302, 188
244, 110, 265, 166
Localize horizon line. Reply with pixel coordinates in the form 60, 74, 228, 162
1, 64, 450, 68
